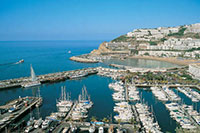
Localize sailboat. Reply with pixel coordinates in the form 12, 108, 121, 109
56, 86, 73, 113
78, 86, 93, 109
22, 65, 41, 88
34, 107, 43, 128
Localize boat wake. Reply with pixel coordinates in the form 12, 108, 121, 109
0, 59, 24, 66
0, 62, 16, 66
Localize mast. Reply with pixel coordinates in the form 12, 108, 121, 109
61, 86, 63, 101
82, 87, 84, 101
63, 86, 66, 101
84, 86, 89, 100
38, 87, 41, 98
31, 64, 37, 81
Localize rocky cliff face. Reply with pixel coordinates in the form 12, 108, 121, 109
90, 42, 112, 55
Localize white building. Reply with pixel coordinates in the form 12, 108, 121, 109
189, 64, 200, 79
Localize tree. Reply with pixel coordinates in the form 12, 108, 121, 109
117, 119, 121, 125
144, 52, 150, 56
149, 41, 157, 46
102, 117, 109, 123
91, 116, 97, 122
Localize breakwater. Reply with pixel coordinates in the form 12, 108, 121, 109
0, 67, 98, 90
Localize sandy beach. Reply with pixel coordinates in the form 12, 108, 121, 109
129, 56, 198, 66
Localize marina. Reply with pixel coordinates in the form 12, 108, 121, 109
0, 41, 200, 132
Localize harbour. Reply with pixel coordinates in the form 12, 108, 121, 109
0, 41, 200, 133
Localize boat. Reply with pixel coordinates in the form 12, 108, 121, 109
71, 86, 93, 120
34, 118, 43, 128
89, 125, 95, 133
69, 72, 88, 79
56, 86, 73, 113
42, 118, 52, 129
21, 65, 41, 88
78, 86, 93, 108
68, 51, 71, 54
16, 59, 24, 64
8, 107, 17, 113
24, 126, 34, 133
98, 126, 104, 133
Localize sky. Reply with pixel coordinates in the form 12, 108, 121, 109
0, 0, 200, 41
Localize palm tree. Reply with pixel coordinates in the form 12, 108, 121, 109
102, 117, 109, 123
117, 119, 121, 125
91, 116, 97, 122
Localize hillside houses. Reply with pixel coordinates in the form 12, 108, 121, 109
138, 50, 200, 58
127, 26, 179, 41
105, 23, 200, 59
185, 23, 200, 33
105, 42, 131, 51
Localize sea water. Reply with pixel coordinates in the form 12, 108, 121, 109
0, 40, 193, 132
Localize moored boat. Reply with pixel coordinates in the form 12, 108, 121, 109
21, 65, 41, 88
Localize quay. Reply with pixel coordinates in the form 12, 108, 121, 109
1, 66, 200, 92
70, 56, 99, 63
52, 121, 135, 133
134, 83, 200, 91
0, 97, 42, 132
0, 67, 98, 90
64, 101, 78, 121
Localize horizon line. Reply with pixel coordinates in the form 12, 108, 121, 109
0, 39, 110, 42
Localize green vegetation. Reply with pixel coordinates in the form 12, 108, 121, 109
184, 33, 200, 39
194, 33, 200, 39
91, 116, 97, 122
144, 52, 150, 56
102, 117, 109, 123
149, 41, 157, 45
124, 67, 200, 87
168, 27, 187, 37
185, 47, 200, 52
181, 73, 193, 80
161, 37, 167, 42
112, 35, 134, 42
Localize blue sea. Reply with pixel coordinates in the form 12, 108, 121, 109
0, 40, 198, 132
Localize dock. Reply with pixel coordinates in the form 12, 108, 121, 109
1, 66, 200, 92
0, 67, 98, 90
0, 97, 42, 132
65, 101, 78, 121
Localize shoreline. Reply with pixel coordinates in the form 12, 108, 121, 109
129, 56, 198, 66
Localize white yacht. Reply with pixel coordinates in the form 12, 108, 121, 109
34, 118, 43, 128
89, 125, 95, 133
24, 126, 34, 133
56, 86, 73, 113
22, 65, 41, 88
42, 119, 52, 129
98, 127, 104, 133
78, 86, 93, 108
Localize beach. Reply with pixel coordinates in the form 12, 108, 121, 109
129, 55, 198, 66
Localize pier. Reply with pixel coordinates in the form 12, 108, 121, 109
64, 101, 78, 121
0, 67, 98, 90
0, 97, 42, 132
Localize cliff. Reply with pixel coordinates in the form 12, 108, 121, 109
90, 42, 112, 55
